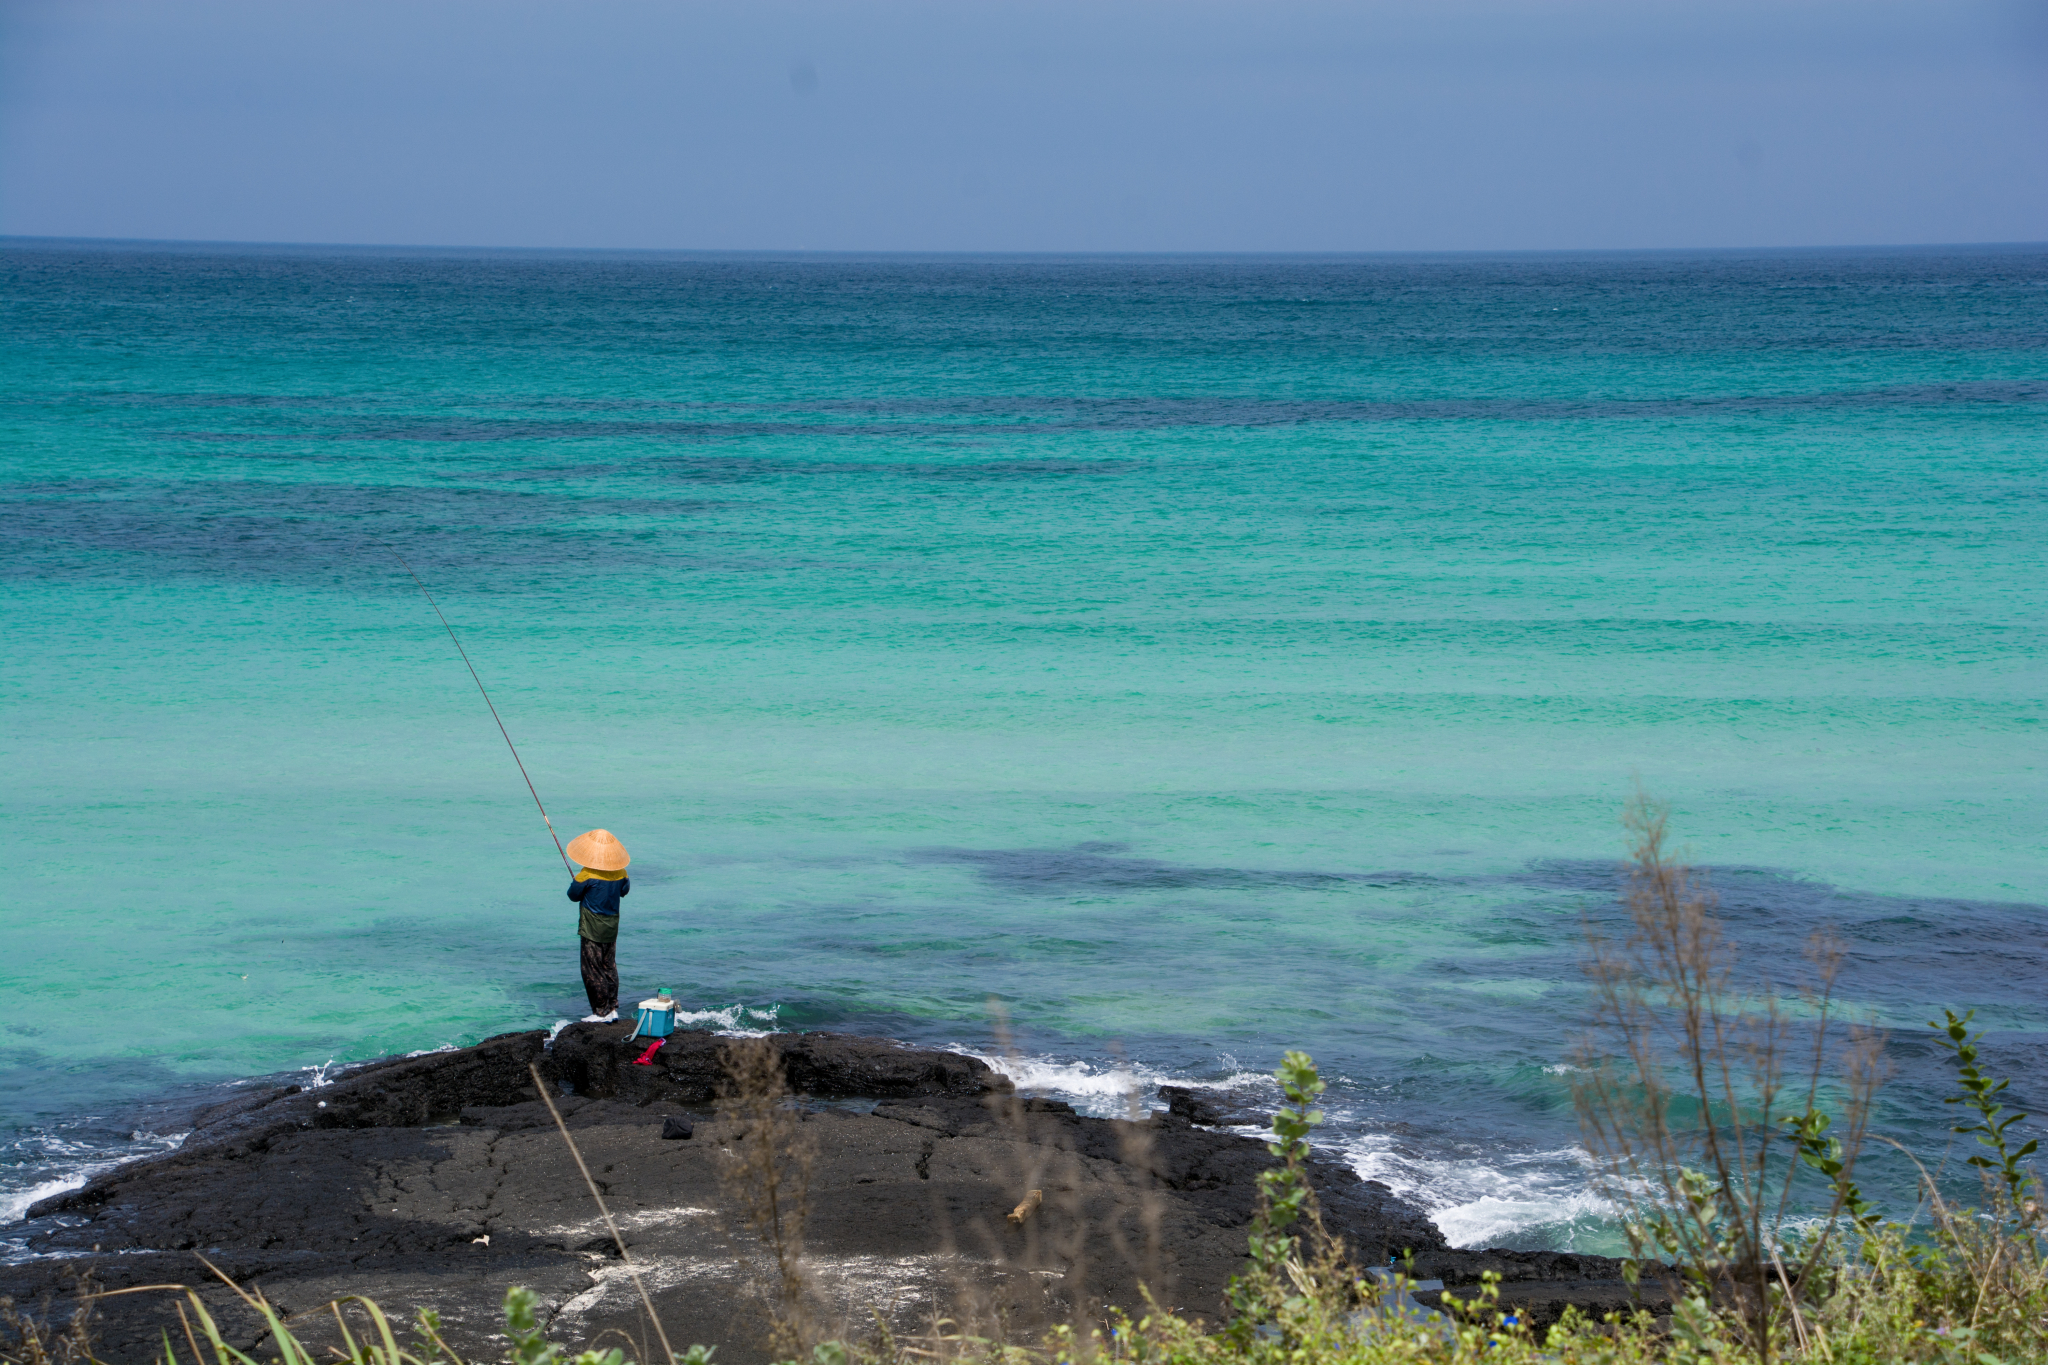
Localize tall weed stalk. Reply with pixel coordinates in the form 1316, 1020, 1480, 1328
719, 1039, 818, 1357
1573, 790, 1884, 1361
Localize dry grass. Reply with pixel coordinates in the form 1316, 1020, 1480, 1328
718, 1038, 819, 1358
0, 1267, 101, 1365
1572, 788, 1884, 1361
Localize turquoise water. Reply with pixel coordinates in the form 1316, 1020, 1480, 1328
2, 241, 2043, 1248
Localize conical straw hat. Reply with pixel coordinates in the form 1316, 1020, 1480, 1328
566, 828, 631, 872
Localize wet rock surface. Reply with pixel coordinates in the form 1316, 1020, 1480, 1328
1155, 1085, 1269, 1129
2, 1026, 1663, 1362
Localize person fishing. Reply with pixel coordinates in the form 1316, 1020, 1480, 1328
565, 828, 631, 1023
384, 551, 641, 1026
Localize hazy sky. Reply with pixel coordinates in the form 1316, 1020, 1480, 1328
2, 0, 2043, 252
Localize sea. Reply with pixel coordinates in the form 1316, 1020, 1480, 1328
2, 239, 2043, 1258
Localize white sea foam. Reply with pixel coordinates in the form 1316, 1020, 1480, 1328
954, 1049, 1272, 1118
1, 1129, 187, 1230
1, 1176, 89, 1226
1431, 1187, 1618, 1249
1337, 1132, 1617, 1251
943, 1048, 1618, 1247
671, 1003, 782, 1038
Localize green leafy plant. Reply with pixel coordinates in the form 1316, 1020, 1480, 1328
1781, 1109, 1880, 1239
1225, 1050, 1329, 1332
505, 1286, 631, 1365
1258, 1051, 1326, 1251
1932, 1008, 2040, 1233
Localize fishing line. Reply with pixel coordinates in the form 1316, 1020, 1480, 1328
383, 546, 572, 872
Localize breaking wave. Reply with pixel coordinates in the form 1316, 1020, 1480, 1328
955, 1048, 1273, 1119
671, 1003, 783, 1037
1, 1126, 187, 1241
1336, 1132, 1618, 1252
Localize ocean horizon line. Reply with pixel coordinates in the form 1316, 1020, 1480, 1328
5, 233, 2046, 265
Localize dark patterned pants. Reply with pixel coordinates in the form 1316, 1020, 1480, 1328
580, 937, 619, 1016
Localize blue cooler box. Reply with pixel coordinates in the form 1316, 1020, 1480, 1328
630, 997, 678, 1039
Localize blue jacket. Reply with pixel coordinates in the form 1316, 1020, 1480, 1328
568, 875, 630, 943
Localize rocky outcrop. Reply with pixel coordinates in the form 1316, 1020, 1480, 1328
550, 1022, 1003, 1106
32, 1031, 552, 1219
3, 1025, 1662, 1363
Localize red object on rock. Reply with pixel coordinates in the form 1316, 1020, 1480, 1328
633, 1039, 665, 1066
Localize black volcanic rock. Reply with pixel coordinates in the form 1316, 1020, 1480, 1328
1157, 1085, 1268, 1128
549, 1018, 1005, 1105
2, 1025, 1662, 1363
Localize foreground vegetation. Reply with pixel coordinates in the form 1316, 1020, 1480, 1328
6, 796, 2042, 1365
14, 1023, 2035, 1365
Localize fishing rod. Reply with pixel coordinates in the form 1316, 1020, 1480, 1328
383, 546, 572, 872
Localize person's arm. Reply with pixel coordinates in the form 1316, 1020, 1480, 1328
618, 878, 629, 898
568, 879, 589, 902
